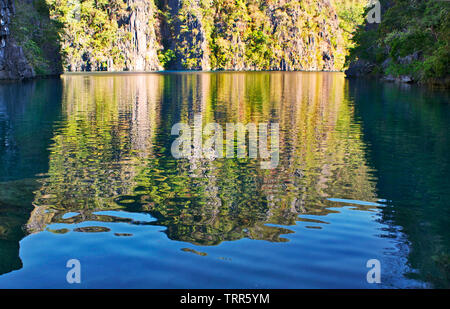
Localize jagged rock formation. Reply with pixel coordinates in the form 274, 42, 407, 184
42, 0, 162, 72
265, 0, 345, 71
162, 0, 346, 71
120, 0, 162, 71
0, 0, 34, 80
1, 0, 364, 77
161, 0, 211, 70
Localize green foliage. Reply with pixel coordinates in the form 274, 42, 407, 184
10, 0, 62, 75
207, 0, 364, 71
158, 49, 176, 69
45, 0, 134, 71
245, 29, 273, 69
348, 0, 450, 82
20, 0, 369, 72
347, 27, 379, 64
385, 30, 433, 60
333, 0, 366, 65
384, 61, 421, 78
422, 44, 450, 79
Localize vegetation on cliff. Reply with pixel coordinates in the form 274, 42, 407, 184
10, 0, 62, 76
207, 0, 351, 71
168, 0, 366, 71
46, 0, 128, 71
7, 0, 449, 82
40, 0, 161, 71
12, 0, 367, 72
346, 0, 449, 85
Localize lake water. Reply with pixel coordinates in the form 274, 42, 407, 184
0, 72, 448, 288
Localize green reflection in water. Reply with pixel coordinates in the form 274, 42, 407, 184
2, 73, 448, 287
29, 73, 379, 248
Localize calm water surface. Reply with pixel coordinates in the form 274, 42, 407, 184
0, 72, 448, 288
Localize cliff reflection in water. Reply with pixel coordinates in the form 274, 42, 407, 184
28, 72, 379, 245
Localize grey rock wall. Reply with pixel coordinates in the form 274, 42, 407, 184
0, 0, 34, 80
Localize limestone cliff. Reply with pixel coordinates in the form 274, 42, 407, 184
208, 0, 346, 71
161, 0, 346, 71
160, 0, 211, 70
1, 0, 364, 77
0, 0, 34, 80
48, 0, 162, 72
120, 0, 162, 71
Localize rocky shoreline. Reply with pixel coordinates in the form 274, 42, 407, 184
345, 58, 450, 88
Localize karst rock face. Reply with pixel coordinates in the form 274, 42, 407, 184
98, 0, 163, 72
0, 0, 349, 78
0, 0, 34, 80
123, 0, 162, 71
158, 0, 345, 71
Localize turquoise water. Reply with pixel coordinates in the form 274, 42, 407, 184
0, 72, 448, 288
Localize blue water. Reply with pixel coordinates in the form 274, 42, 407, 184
0, 72, 448, 288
